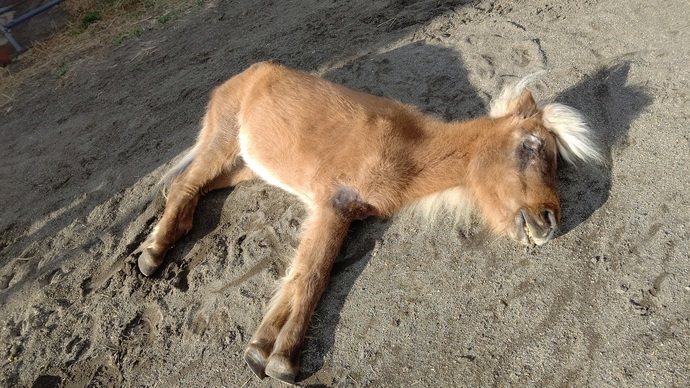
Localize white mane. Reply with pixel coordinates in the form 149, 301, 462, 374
541, 103, 606, 165
403, 186, 475, 229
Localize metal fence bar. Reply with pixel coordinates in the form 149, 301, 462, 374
1, 0, 66, 52
3, 0, 65, 29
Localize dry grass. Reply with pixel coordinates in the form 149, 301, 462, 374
0, 0, 205, 108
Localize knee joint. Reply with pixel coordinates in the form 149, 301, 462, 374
331, 186, 373, 219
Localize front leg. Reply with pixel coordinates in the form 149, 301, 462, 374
245, 199, 359, 383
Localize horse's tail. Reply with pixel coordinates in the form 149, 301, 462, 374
159, 145, 198, 198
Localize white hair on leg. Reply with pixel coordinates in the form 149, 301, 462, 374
541, 103, 606, 166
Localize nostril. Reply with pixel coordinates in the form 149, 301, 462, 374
542, 209, 557, 228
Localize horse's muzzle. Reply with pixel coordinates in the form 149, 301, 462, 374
515, 208, 558, 246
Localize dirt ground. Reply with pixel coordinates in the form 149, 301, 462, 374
1, 0, 689, 386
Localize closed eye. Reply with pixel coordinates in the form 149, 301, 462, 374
517, 133, 544, 170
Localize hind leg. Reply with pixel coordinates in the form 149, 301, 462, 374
204, 163, 256, 192
137, 76, 254, 276
138, 155, 253, 276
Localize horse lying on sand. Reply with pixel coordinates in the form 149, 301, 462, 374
135, 62, 603, 384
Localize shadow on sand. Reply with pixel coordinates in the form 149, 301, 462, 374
555, 62, 652, 234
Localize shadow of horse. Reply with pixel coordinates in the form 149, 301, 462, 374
555, 62, 652, 234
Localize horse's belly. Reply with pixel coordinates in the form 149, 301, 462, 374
238, 126, 316, 206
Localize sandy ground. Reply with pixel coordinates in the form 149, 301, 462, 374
1, 0, 689, 386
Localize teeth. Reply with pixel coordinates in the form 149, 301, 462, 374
523, 223, 534, 244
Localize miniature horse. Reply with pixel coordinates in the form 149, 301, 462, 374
135, 62, 603, 383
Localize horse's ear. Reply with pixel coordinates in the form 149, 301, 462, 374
489, 74, 543, 119
513, 88, 539, 119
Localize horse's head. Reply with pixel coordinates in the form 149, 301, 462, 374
469, 76, 604, 246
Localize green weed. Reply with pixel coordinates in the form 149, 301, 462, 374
53, 62, 69, 79
80, 11, 102, 29
114, 27, 144, 45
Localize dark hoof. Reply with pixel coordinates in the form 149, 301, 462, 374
245, 345, 268, 379
137, 247, 163, 277
265, 354, 298, 385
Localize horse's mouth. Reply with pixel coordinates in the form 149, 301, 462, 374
515, 209, 557, 246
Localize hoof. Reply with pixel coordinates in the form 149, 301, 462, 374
265, 354, 298, 385
245, 344, 269, 379
137, 247, 164, 277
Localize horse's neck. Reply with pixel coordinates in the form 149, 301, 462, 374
402, 116, 498, 202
